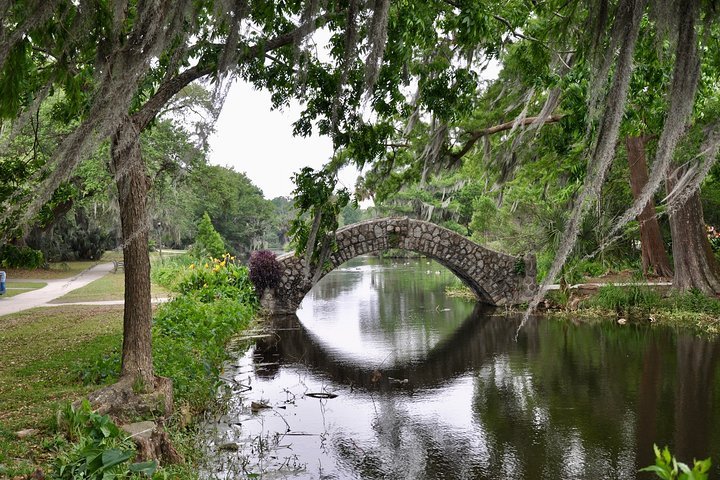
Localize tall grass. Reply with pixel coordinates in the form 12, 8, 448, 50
588, 284, 663, 311
586, 284, 720, 320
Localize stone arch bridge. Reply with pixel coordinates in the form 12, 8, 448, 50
260, 217, 537, 315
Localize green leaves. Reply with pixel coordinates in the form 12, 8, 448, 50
128, 460, 158, 476
53, 400, 146, 479
289, 167, 351, 273
639, 444, 712, 480
151, 256, 256, 406
192, 212, 226, 260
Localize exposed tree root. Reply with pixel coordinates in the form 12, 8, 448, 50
72, 376, 183, 465
133, 423, 184, 465
78, 376, 174, 423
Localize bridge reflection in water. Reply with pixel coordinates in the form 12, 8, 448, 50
206, 258, 720, 480
256, 305, 516, 392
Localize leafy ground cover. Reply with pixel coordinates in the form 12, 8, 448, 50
0, 305, 124, 475
447, 278, 720, 335
537, 283, 720, 336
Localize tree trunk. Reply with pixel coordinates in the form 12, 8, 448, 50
625, 136, 673, 277
111, 117, 155, 390
667, 167, 720, 294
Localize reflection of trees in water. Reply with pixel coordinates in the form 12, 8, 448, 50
254, 307, 720, 478
470, 322, 720, 479
673, 335, 720, 462
307, 257, 475, 338
335, 395, 493, 479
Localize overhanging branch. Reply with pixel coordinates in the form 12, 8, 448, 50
451, 114, 564, 161
133, 18, 325, 130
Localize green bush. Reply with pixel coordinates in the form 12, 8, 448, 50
152, 256, 256, 408
150, 255, 194, 291
176, 254, 256, 304
0, 244, 45, 269
191, 212, 225, 259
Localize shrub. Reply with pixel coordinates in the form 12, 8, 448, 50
153, 297, 254, 406
248, 250, 282, 292
176, 253, 257, 304
0, 244, 45, 269
150, 255, 195, 290
152, 254, 255, 407
191, 212, 225, 259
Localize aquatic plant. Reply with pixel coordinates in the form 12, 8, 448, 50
640, 444, 711, 480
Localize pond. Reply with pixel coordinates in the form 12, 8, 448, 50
202, 256, 720, 479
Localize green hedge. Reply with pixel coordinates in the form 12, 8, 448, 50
0, 244, 45, 269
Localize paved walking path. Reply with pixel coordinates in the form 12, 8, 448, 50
0, 263, 116, 316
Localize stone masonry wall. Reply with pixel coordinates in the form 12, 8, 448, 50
261, 217, 537, 315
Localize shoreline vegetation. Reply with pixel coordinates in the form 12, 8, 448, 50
447, 281, 720, 336
2, 255, 719, 477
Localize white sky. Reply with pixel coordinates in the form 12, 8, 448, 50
208, 55, 500, 201
208, 80, 362, 201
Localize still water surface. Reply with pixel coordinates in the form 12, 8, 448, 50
203, 257, 720, 479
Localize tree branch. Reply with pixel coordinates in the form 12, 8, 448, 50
492, 15, 542, 44
451, 114, 564, 161
133, 20, 320, 130
134, 64, 213, 130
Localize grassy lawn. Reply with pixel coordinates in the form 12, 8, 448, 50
0, 305, 124, 475
3, 261, 98, 280
3, 250, 186, 284
3, 281, 46, 298
50, 271, 170, 304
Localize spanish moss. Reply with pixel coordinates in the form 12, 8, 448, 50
518, 0, 648, 337
0, 0, 59, 73
331, 0, 359, 135
604, 0, 700, 242
364, 0, 390, 94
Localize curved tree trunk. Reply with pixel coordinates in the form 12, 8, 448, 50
111, 117, 155, 390
667, 167, 720, 294
626, 136, 673, 277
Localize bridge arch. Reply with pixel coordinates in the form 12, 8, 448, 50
260, 217, 536, 315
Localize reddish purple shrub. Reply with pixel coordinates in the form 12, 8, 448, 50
249, 250, 282, 292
